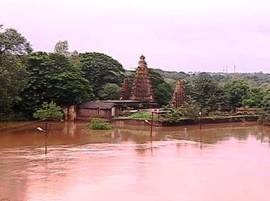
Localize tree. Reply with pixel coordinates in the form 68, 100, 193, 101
0, 26, 32, 120
155, 83, 172, 106
225, 79, 250, 111
98, 83, 120, 100
149, 69, 173, 106
242, 88, 265, 107
22, 52, 94, 116
80, 52, 125, 98
0, 55, 27, 119
54, 40, 69, 56
189, 73, 219, 112
0, 26, 32, 56
33, 101, 63, 121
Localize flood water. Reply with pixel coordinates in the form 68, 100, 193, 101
0, 122, 270, 201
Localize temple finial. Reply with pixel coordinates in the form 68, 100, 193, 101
140, 55, 145, 60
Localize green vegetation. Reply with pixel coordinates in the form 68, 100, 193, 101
127, 111, 154, 120
80, 52, 125, 99
33, 101, 63, 121
98, 83, 121, 100
21, 52, 93, 117
88, 118, 112, 130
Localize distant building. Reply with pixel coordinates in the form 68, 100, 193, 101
130, 55, 154, 102
76, 100, 157, 121
120, 78, 130, 100
171, 80, 185, 108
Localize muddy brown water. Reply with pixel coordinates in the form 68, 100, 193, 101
0, 122, 270, 201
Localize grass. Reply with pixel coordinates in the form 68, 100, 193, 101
114, 111, 159, 121
88, 118, 112, 130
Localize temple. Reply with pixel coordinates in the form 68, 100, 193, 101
120, 78, 130, 100
130, 55, 154, 101
171, 80, 185, 108
76, 55, 157, 120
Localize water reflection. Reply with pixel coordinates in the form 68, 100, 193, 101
0, 122, 270, 201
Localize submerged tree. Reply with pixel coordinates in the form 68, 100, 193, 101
33, 101, 63, 121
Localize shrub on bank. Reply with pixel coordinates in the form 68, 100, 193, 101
88, 118, 112, 130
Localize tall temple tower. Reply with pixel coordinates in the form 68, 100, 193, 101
120, 78, 130, 100
171, 80, 185, 108
130, 55, 154, 102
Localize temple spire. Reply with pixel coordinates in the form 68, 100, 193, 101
171, 80, 185, 108
120, 78, 130, 100
130, 55, 154, 102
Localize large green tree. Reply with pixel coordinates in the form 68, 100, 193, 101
225, 79, 250, 111
149, 69, 173, 106
0, 25, 32, 56
80, 52, 125, 98
188, 73, 219, 112
242, 88, 265, 108
98, 83, 121, 100
22, 52, 94, 116
0, 26, 32, 120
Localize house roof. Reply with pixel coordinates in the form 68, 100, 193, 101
78, 100, 159, 110
78, 101, 115, 109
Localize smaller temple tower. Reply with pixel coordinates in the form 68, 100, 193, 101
130, 55, 154, 102
171, 80, 185, 108
120, 78, 130, 100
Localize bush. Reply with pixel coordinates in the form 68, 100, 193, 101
33, 101, 63, 121
88, 118, 112, 130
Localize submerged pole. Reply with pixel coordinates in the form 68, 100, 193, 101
45, 122, 48, 155
150, 112, 154, 138
199, 111, 202, 130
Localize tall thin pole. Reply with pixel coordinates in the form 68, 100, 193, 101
199, 112, 202, 130
150, 112, 154, 138
45, 122, 48, 155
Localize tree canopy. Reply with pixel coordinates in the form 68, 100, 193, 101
0, 26, 31, 120
80, 52, 125, 98
21, 52, 93, 116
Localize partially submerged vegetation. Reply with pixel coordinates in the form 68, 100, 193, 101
88, 118, 112, 130
33, 101, 63, 121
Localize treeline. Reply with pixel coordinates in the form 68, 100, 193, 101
1, 25, 270, 121
0, 26, 127, 120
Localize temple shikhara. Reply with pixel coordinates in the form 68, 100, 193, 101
171, 80, 185, 108
120, 78, 130, 100
130, 55, 154, 101
120, 55, 154, 101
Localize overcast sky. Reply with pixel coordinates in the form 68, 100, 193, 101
1, 0, 270, 72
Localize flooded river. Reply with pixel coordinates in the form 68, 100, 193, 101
0, 122, 270, 201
